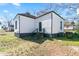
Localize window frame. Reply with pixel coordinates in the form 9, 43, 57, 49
60, 21, 62, 30
15, 21, 17, 29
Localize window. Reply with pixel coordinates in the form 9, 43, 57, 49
39, 22, 42, 31
60, 21, 62, 30
15, 21, 17, 29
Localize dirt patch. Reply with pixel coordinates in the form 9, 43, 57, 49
4, 40, 79, 56
0, 52, 9, 56
68, 46, 79, 52
30, 40, 79, 56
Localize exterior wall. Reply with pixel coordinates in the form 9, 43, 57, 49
10, 20, 14, 31
14, 12, 64, 37
52, 12, 64, 34
35, 12, 64, 34
35, 13, 51, 34
42, 20, 51, 34
20, 16, 35, 33
14, 15, 20, 33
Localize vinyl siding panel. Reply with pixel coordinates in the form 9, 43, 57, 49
14, 11, 64, 36
52, 12, 64, 34
20, 16, 35, 33
14, 15, 20, 33
35, 13, 51, 34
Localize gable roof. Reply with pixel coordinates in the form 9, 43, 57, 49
37, 11, 65, 20
15, 11, 65, 20
18, 13, 36, 19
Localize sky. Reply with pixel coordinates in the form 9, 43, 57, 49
0, 3, 79, 26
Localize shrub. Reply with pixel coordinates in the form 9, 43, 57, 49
73, 33, 79, 38
76, 30, 79, 34
65, 32, 73, 39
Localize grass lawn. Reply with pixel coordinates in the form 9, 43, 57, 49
52, 38, 79, 46
62, 41, 79, 46
0, 30, 79, 55
0, 30, 39, 55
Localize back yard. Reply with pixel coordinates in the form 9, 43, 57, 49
0, 30, 79, 56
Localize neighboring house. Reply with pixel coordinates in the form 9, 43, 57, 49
14, 11, 64, 37
64, 25, 74, 30
64, 25, 78, 31
72, 25, 79, 30
6, 20, 14, 32
64, 21, 76, 30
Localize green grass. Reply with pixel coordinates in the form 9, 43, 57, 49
54, 37, 79, 46
62, 41, 79, 46
0, 30, 33, 51
0, 30, 39, 55
54, 38, 79, 46
0, 32, 20, 52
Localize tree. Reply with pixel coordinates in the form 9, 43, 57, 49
71, 21, 75, 30
71, 21, 75, 25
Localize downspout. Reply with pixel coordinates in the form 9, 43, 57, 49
19, 15, 20, 37
51, 12, 53, 37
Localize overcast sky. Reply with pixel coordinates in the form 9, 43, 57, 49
0, 3, 79, 25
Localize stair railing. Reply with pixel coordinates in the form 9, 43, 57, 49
32, 28, 38, 33
32, 28, 45, 33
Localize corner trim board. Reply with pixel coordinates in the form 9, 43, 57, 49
19, 15, 20, 37
51, 12, 53, 37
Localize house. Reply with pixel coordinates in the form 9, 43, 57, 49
8, 20, 14, 31
14, 11, 64, 37
5, 20, 14, 32
64, 21, 75, 30
64, 25, 74, 30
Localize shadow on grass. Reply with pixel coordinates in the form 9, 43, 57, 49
20, 36, 53, 44
55, 33, 79, 42
20, 32, 79, 44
